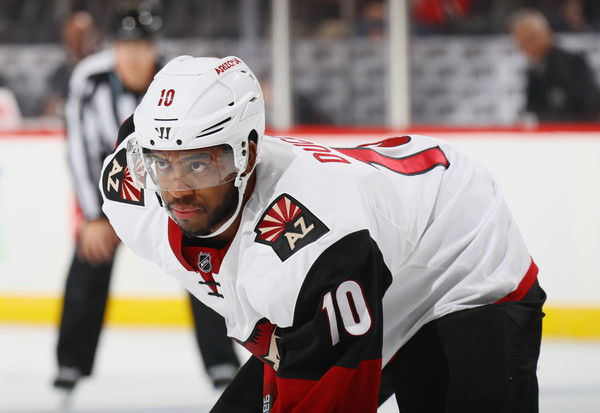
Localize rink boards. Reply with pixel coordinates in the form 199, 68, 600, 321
1, 126, 599, 338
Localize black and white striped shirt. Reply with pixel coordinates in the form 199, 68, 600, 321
65, 48, 152, 219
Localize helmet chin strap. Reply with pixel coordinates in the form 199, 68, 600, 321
193, 174, 249, 239
196, 146, 260, 238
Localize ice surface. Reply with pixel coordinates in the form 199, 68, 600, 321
0, 325, 598, 412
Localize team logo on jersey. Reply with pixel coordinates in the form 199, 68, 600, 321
254, 194, 328, 261
236, 319, 280, 371
101, 148, 145, 206
197, 252, 212, 273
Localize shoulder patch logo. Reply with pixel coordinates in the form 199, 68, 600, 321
101, 148, 145, 206
254, 194, 328, 261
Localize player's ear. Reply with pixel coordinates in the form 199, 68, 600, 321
242, 130, 259, 175
243, 140, 258, 175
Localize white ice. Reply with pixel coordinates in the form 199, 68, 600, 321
0, 325, 598, 412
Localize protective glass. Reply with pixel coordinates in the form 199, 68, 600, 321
127, 139, 238, 191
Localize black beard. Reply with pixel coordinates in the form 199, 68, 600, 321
166, 184, 239, 237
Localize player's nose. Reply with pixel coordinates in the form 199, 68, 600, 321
167, 187, 195, 198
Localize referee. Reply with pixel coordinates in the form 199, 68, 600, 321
55, 1, 240, 392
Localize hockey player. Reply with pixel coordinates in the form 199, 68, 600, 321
100, 55, 545, 412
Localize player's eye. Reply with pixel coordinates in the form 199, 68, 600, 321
154, 159, 171, 170
189, 161, 210, 173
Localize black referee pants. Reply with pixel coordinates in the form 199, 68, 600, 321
379, 280, 546, 413
56, 251, 239, 376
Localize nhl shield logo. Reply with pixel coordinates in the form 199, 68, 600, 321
254, 194, 329, 261
198, 252, 213, 273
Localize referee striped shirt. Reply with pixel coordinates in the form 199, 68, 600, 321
65, 48, 155, 220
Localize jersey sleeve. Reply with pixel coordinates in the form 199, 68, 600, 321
116, 115, 135, 148
210, 356, 265, 413
269, 229, 392, 413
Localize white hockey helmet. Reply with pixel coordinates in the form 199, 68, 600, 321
127, 55, 265, 192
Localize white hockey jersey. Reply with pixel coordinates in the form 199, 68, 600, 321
101, 132, 537, 412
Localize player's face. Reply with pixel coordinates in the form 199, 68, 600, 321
161, 179, 239, 238
153, 145, 239, 237
154, 141, 256, 238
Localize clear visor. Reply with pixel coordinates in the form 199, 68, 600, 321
126, 139, 238, 191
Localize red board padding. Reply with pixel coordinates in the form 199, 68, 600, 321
0, 128, 65, 139
1, 122, 598, 140
267, 123, 600, 137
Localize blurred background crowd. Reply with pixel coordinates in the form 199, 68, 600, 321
0, 0, 599, 126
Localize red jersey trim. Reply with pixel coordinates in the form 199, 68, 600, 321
494, 258, 539, 304
167, 218, 196, 272
388, 258, 539, 365
167, 218, 232, 296
269, 359, 381, 413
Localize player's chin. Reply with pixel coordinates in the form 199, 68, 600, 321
178, 220, 212, 238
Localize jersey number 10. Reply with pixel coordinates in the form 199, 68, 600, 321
321, 280, 372, 346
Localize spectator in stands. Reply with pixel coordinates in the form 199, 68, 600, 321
553, 0, 600, 32
411, 0, 474, 34
355, 1, 385, 39
509, 8, 600, 122
554, 0, 594, 32
0, 73, 23, 129
42, 11, 103, 119
259, 74, 326, 126
580, 0, 600, 30
53, 0, 240, 394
